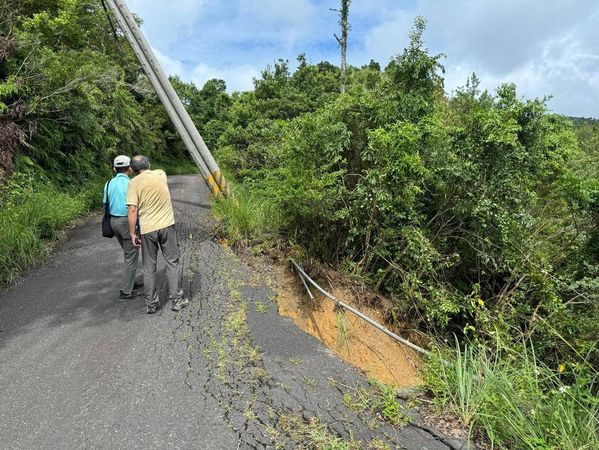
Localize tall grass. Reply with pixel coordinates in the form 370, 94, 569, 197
212, 187, 281, 245
425, 341, 599, 449
0, 184, 99, 284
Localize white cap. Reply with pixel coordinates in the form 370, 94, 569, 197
113, 155, 131, 168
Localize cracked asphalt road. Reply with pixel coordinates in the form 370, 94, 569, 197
0, 175, 464, 449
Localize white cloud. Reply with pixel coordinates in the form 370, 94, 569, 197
246, 0, 316, 50
125, 0, 599, 117
152, 47, 259, 93
190, 63, 260, 92
441, 55, 599, 119
363, 8, 412, 64
239, 0, 315, 28
362, 0, 599, 117
127, 0, 210, 45
420, 0, 598, 74
152, 47, 184, 76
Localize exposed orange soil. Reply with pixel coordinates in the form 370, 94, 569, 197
273, 264, 422, 388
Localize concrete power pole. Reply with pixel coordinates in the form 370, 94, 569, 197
103, 0, 230, 196
333, 0, 351, 94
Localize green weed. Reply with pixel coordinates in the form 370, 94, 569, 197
342, 380, 411, 427
225, 302, 247, 332
368, 439, 390, 450
243, 407, 258, 420
278, 414, 361, 450
425, 341, 599, 449
303, 377, 318, 388
0, 183, 99, 284
212, 186, 280, 245
336, 308, 350, 349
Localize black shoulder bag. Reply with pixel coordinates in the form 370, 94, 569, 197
102, 179, 115, 238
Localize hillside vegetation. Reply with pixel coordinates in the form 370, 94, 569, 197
1, 2, 597, 447
0, 0, 192, 282
203, 19, 598, 370
204, 18, 599, 449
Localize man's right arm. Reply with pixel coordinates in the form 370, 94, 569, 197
126, 182, 140, 247
128, 205, 140, 248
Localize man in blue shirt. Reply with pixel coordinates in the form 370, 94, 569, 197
103, 155, 140, 300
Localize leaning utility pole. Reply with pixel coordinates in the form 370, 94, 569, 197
332, 0, 351, 94
102, 0, 230, 196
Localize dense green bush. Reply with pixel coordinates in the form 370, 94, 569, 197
1, 0, 193, 184
200, 17, 598, 378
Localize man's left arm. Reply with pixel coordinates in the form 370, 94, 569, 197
102, 182, 108, 208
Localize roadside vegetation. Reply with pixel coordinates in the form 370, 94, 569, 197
342, 380, 411, 427
0, 170, 99, 283
197, 16, 599, 450
1, 1, 598, 447
212, 189, 280, 245
426, 341, 598, 449
276, 414, 362, 450
0, 0, 195, 283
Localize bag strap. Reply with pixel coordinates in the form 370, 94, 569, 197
104, 178, 112, 214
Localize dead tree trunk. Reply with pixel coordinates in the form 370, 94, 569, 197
333, 0, 351, 94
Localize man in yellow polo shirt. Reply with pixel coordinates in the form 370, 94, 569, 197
126, 155, 188, 314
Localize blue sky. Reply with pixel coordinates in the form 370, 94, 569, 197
126, 0, 599, 118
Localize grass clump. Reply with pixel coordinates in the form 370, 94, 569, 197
0, 182, 99, 284
278, 414, 361, 449
343, 380, 411, 427
336, 308, 350, 349
424, 341, 599, 449
212, 185, 280, 245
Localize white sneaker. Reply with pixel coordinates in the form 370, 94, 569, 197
171, 298, 189, 311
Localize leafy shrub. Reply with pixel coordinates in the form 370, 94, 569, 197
0, 0, 199, 282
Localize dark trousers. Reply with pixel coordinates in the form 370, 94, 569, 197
110, 216, 139, 295
140, 225, 183, 307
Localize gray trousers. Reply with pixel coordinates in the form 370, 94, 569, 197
140, 225, 183, 307
110, 216, 139, 295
